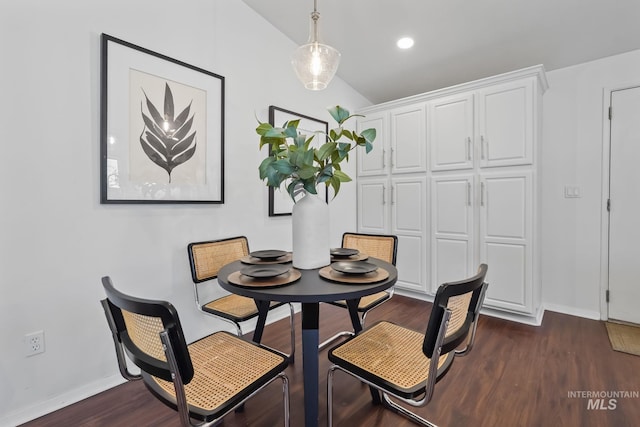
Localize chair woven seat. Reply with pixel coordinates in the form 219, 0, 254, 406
330, 321, 449, 394
331, 291, 390, 311
149, 331, 286, 414
203, 294, 284, 321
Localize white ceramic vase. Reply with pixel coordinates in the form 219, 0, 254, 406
291, 191, 331, 269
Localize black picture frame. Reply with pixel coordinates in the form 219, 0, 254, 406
267, 106, 329, 216
100, 34, 225, 204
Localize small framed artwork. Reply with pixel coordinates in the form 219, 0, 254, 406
100, 34, 225, 204
268, 106, 329, 216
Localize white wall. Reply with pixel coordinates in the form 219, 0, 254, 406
541, 49, 640, 318
0, 1, 370, 425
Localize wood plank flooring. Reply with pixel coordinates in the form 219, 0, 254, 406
20, 296, 640, 427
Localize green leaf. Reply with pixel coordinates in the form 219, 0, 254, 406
328, 105, 350, 124
329, 175, 341, 197
297, 165, 319, 180
273, 159, 295, 175
317, 142, 337, 161
258, 156, 275, 180
256, 122, 274, 136
333, 169, 352, 183
361, 128, 376, 144
303, 179, 318, 194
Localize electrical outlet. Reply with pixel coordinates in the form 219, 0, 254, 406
25, 331, 45, 357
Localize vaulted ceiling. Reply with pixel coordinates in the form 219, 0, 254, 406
242, 0, 640, 104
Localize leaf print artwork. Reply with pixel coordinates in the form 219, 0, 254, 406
140, 83, 197, 183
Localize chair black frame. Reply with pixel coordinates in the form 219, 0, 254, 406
101, 276, 290, 427
187, 236, 296, 362
320, 232, 398, 349
327, 264, 488, 427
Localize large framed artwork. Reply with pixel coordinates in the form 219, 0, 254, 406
100, 34, 224, 204
268, 106, 329, 216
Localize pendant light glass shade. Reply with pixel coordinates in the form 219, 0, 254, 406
291, 4, 341, 90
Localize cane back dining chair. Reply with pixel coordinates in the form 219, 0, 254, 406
187, 236, 295, 361
320, 232, 398, 349
100, 276, 290, 427
327, 264, 489, 427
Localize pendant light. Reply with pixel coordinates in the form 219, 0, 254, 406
291, 0, 341, 90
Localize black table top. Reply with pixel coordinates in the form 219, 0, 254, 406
217, 257, 398, 304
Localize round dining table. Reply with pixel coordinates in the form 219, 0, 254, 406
217, 257, 398, 427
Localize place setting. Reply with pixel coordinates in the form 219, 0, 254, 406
330, 247, 369, 262
319, 259, 389, 284
240, 249, 293, 265
228, 262, 301, 288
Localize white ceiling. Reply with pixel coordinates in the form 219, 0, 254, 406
241, 0, 640, 104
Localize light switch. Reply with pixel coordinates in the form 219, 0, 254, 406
564, 186, 581, 198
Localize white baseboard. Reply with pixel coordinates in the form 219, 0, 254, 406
543, 303, 601, 320
1, 374, 126, 427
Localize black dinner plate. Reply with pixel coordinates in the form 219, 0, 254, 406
331, 261, 378, 275
240, 264, 291, 278
330, 248, 359, 258
249, 249, 288, 260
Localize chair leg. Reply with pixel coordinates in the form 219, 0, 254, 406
288, 303, 296, 363
381, 392, 438, 427
327, 365, 337, 427
280, 373, 290, 427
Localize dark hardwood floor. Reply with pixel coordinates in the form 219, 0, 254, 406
21, 296, 640, 427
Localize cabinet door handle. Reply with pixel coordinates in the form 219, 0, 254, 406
382, 185, 386, 205
467, 137, 472, 161
391, 185, 395, 205
390, 147, 395, 168
467, 182, 472, 206
480, 182, 486, 206
382, 149, 386, 169
480, 136, 486, 159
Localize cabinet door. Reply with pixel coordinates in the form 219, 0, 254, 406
429, 93, 474, 171
391, 176, 427, 293
477, 79, 533, 167
390, 104, 427, 174
357, 178, 389, 234
357, 112, 388, 176
431, 174, 475, 292
479, 171, 533, 313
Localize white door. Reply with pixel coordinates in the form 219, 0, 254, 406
357, 112, 388, 176
608, 86, 640, 324
429, 93, 474, 171
479, 171, 533, 314
430, 174, 475, 292
391, 176, 427, 293
477, 79, 533, 168
357, 178, 389, 234
390, 104, 427, 174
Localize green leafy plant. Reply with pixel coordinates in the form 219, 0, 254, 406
257, 105, 376, 200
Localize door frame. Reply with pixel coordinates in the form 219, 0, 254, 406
599, 82, 640, 320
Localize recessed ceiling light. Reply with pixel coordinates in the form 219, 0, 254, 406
397, 37, 414, 49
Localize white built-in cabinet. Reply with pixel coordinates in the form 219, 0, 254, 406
357, 104, 428, 293
357, 65, 547, 323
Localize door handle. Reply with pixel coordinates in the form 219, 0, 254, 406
382, 185, 386, 205
382, 149, 386, 169
467, 182, 472, 206
467, 137, 472, 161
480, 182, 486, 206
391, 185, 395, 205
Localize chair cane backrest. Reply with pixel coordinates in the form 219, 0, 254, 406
423, 264, 488, 358
342, 233, 398, 265
188, 236, 249, 283
101, 276, 194, 384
